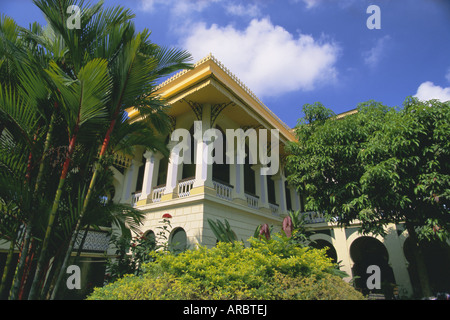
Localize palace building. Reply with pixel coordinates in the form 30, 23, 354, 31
109, 54, 425, 297
100, 54, 450, 298
2, 54, 448, 299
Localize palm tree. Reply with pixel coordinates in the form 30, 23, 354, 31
0, 13, 58, 299
27, 0, 191, 299
0, 0, 192, 300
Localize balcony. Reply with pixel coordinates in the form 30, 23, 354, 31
213, 180, 233, 201
269, 203, 280, 216
151, 185, 166, 203
131, 191, 141, 207
178, 177, 195, 198
245, 193, 259, 209
302, 211, 327, 224
130, 175, 294, 222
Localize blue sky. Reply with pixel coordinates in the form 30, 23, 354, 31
1, 0, 450, 128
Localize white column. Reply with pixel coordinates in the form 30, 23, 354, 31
140, 150, 161, 201
193, 105, 213, 189
332, 228, 353, 283
121, 159, 141, 203
232, 160, 246, 200
252, 164, 261, 201
259, 167, 269, 208
274, 173, 287, 212
165, 141, 181, 195
384, 224, 413, 296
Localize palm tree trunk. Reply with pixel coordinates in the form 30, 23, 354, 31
50, 116, 118, 299
0, 233, 17, 299
10, 110, 56, 300
17, 239, 36, 300
42, 251, 64, 300
28, 126, 79, 300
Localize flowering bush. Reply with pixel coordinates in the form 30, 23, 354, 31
89, 234, 364, 300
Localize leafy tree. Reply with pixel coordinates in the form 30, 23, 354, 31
286, 98, 450, 297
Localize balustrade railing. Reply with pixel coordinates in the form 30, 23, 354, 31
131, 192, 141, 207
245, 193, 259, 209
178, 178, 195, 198
269, 203, 279, 216
213, 180, 233, 201
302, 211, 327, 224
151, 185, 166, 203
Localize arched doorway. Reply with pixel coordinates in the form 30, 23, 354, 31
350, 236, 396, 297
310, 239, 338, 264
169, 227, 187, 254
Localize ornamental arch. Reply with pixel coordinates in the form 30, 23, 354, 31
169, 227, 188, 253
309, 233, 337, 264
349, 236, 396, 296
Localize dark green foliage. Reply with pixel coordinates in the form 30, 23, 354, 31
286, 98, 450, 241
207, 218, 239, 243
286, 98, 450, 296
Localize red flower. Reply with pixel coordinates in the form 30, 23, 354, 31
433, 225, 440, 233
282, 216, 293, 238
259, 224, 270, 240
162, 213, 172, 219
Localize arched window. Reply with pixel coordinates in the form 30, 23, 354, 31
169, 227, 187, 253
143, 230, 156, 251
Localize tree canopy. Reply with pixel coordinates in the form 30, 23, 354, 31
286, 98, 450, 296
286, 98, 449, 241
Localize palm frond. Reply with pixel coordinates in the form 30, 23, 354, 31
45, 58, 111, 133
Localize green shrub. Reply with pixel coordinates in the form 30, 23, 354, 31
88, 234, 364, 300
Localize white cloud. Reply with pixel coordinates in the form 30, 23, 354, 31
180, 18, 339, 98
226, 3, 261, 18
301, 0, 322, 9
139, 0, 164, 12
363, 35, 390, 68
139, 0, 219, 14
139, 0, 260, 31
414, 81, 450, 102
295, 0, 358, 9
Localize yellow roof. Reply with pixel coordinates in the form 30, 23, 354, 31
128, 54, 296, 144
